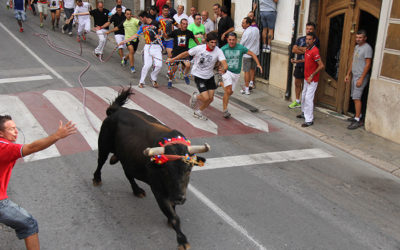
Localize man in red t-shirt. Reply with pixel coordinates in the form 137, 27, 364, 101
296, 32, 324, 127
0, 115, 76, 250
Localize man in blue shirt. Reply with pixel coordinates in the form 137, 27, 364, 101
10, 0, 27, 32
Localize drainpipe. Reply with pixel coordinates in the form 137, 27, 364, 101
285, 0, 301, 99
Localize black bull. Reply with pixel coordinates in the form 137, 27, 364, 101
92, 87, 209, 249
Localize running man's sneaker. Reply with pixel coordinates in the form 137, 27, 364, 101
130, 66, 135, 73
266, 45, 271, 53
262, 44, 267, 53
223, 110, 231, 119
151, 80, 159, 88
19, 27, 23, 32
288, 100, 301, 109
121, 58, 128, 66
167, 80, 172, 89
193, 110, 208, 120
184, 75, 190, 85
40, 23, 44, 28
249, 81, 255, 90
240, 89, 250, 95
68, 31, 73, 36
189, 92, 198, 109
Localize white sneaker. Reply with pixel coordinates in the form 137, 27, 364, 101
266, 45, 271, 53
193, 110, 208, 120
240, 89, 250, 95
249, 81, 255, 89
68, 31, 73, 36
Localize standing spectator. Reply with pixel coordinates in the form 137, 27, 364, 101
247, 11, 257, 27
103, 5, 129, 67
201, 10, 214, 34
345, 30, 373, 130
296, 32, 324, 127
240, 17, 260, 95
188, 13, 205, 49
49, 0, 61, 31
0, 115, 76, 250
110, 0, 126, 15
221, 32, 262, 118
187, 6, 197, 25
167, 18, 199, 88
148, 5, 158, 20
156, 0, 166, 13
62, 0, 75, 35
169, 31, 228, 120
67, 0, 91, 42
259, 0, 278, 53
166, 0, 176, 18
173, 5, 188, 25
212, 3, 221, 31
37, 0, 48, 28
120, 11, 162, 88
217, 6, 234, 48
289, 22, 320, 109
9, 0, 27, 32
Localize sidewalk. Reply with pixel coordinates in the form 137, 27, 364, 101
220, 79, 400, 178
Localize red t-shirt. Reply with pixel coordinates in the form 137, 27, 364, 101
0, 139, 23, 200
304, 45, 321, 82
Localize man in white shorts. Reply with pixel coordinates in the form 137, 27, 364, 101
220, 32, 262, 118
168, 31, 228, 120
103, 5, 127, 65
67, 0, 91, 42
37, 0, 48, 28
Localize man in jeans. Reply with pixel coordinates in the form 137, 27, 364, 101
345, 29, 373, 130
296, 32, 324, 127
0, 115, 76, 250
169, 31, 228, 120
258, 0, 278, 53
62, 0, 75, 35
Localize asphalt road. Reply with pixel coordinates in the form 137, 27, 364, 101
1, 4, 400, 250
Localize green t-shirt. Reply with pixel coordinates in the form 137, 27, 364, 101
221, 43, 249, 74
123, 18, 140, 41
188, 23, 205, 49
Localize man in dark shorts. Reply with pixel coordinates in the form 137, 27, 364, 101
0, 115, 76, 250
168, 31, 228, 120
167, 18, 199, 88
289, 22, 320, 109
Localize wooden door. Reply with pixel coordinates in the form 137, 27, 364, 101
317, 0, 381, 113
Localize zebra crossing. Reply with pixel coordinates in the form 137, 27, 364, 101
0, 84, 272, 162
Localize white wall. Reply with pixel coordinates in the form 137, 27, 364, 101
233, 0, 252, 33
274, 0, 295, 44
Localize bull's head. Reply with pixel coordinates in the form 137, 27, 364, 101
143, 142, 209, 205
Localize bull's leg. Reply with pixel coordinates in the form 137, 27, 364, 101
93, 148, 108, 186
154, 194, 190, 250
122, 168, 146, 198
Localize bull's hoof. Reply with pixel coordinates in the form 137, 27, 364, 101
133, 188, 146, 198
109, 154, 119, 165
92, 179, 102, 186
177, 243, 190, 250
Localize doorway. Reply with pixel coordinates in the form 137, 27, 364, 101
316, 0, 381, 114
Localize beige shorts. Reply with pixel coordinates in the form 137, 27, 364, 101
222, 70, 240, 91
37, 2, 49, 15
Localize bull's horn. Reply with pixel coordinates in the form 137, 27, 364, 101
188, 143, 210, 154
143, 147, 165, 156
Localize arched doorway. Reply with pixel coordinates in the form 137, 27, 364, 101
316, 0, 381, 114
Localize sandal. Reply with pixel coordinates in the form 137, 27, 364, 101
138, 83, 145, 88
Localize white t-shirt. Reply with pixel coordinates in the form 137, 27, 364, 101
187, 15, 194, 25
49, 0, 60, 9
74, 2, 91, 22
110, 5, 126, 15
63, 0, 74, 9
240, 26, 260, 58
189, 44, 226, 79
173, 13, 188, 25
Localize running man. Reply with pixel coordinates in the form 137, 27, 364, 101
120, 11, 162, 88
49, 0, 61, 31
106, 8, 140, 72
156, 4, 177, 58
167, 18, 199, 88
168, 31, 228, 120
221, 32, 262, 118
9, 0, 27, 32
37, 0, 48, 28
66, 0, 91, 42
62, 0, 75, 35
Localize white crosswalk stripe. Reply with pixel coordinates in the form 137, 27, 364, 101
0, 95, 60, 161
174, 84, 269, 132
133, 85, 219, 135
43, 90, 101, 150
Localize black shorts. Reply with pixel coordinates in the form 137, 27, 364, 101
293, 66, 304, 79
127, 39, 139, 51
194, 76, 217, 93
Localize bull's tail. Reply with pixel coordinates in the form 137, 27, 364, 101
106, 86, 133, 116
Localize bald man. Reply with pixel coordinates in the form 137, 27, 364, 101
201, 10, 214, 34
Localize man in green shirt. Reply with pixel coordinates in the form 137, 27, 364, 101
188, 13, 205, 49
220, 32, 262, 118
106, 9, 140, 73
